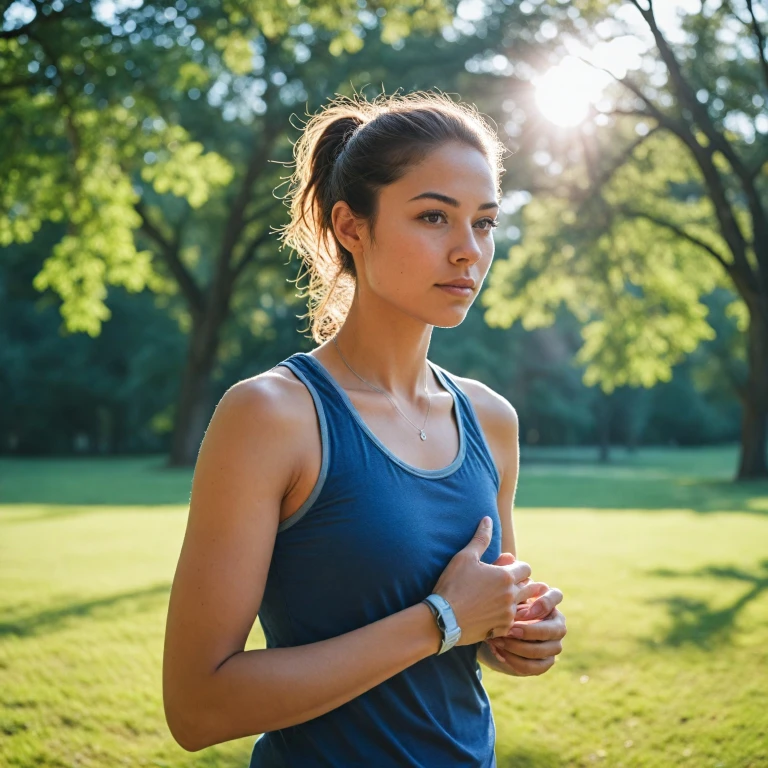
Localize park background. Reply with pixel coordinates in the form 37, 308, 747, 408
1, 0, 767, 765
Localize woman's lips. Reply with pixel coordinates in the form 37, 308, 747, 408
437, 285, 474, 297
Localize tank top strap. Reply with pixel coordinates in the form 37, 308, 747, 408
275, 353, 328, 402
269, 352, 356, 535
427, 360, 501, 492
275, 352, 387, 428
272, 350, 358, 454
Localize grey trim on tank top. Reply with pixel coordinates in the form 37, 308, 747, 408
439, 368, 502, 492
299, 352, 466, 481
274, 359, 330, 534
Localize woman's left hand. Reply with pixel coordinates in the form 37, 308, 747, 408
484, 553, 566, 676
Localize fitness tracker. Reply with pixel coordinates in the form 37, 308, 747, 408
422, 593, 462, 655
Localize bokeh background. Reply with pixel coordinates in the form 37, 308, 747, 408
1, 0, 767, 765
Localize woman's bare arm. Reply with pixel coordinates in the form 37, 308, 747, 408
162, 373, 442, 752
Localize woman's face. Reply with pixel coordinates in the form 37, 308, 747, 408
341, 141, 499, 328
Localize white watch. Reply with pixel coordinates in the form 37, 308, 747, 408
422, 594, 462, 654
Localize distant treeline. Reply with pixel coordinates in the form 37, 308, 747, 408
1, 233, 741, 458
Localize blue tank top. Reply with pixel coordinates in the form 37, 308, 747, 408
249, 351, 502, 767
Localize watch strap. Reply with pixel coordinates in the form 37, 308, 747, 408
422, 593, 462, 654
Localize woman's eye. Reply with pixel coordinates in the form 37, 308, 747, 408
420, 212, 499, 230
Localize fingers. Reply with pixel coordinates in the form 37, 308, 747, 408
507, 608, 567, 642
485, 610, 566, 672
515, 580, 549, 606
492, 552, 516, 566
515, 588, 564, 621
490, 637, 563, 662
499, 560, 532, 585
466, 516, 494, 560
491, 648, 556, 676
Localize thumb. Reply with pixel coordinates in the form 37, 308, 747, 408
465, 516, 493, 558
493, 552, 516, 566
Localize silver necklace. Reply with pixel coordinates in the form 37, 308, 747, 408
332, 336, 432, 441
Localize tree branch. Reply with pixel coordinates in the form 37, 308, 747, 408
232, 195, 287, 280
210, 44, 286, 307
579, 56, 756, 283
620, 206, 733, 273
216, 126, 283, 272
577, 116, 661, 204
243, 195, 285, 229
749, 153, 768, 181
231, 227, 276, 281
576, 57, 695, 150
635, 0, 768, 268
135, 200, 205, 316
627, 0, 653, 14
746, 0, 768, 92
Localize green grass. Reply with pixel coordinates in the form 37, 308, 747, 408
1, 447, 767, 767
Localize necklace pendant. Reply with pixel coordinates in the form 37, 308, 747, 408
420, 430, 427, 441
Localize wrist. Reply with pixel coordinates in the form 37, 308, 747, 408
421, 593, 462, 654
419, 602, 443, 655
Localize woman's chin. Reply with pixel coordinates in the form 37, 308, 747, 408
429, 307, 471, 329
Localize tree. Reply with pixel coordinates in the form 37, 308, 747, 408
480, 0, 768, 479
1, 0, 481, 465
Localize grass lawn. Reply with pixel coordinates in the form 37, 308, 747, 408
1, 446, 767, 767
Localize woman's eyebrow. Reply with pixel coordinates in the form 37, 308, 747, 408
408, 192, 500, 210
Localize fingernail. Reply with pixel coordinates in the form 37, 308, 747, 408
510, 627, 524, 638
481, 516, 491, 526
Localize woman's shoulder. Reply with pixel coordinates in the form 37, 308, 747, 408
215, 363, 317, 444
435, 365, 518, 435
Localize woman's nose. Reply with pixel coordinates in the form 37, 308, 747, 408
450, 225, 484, 264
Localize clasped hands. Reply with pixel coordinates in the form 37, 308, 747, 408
483, 551, 566, 676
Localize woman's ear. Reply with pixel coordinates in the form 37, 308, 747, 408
331, 201, 364, 256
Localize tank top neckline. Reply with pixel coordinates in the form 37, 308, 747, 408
293, 352, 467, 480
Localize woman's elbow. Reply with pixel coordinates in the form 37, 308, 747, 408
169, 706, 227, 753
164, 703, 206, 752
163, 682, 217, 753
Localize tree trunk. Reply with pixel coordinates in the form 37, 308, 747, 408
596, 392, 612, 463
168, 348, 214, 466
736, 312, 768, 480
168, 298, 230, 467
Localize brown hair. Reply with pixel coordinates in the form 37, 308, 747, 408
276, 89, 508, 343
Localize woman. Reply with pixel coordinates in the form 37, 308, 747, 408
163, 91, 567, 766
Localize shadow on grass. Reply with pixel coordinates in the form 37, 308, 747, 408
0, 504, 181, 526
643, 559, 768, 648
0, 583, 170, 638
521, 476, 768, 516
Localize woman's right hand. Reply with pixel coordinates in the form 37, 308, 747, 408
430, 516, 544, 646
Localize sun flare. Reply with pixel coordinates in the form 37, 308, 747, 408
534, 35, 645, 128
533, 57, 607, 128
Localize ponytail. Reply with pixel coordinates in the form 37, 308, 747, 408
275, 91, 507, 343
